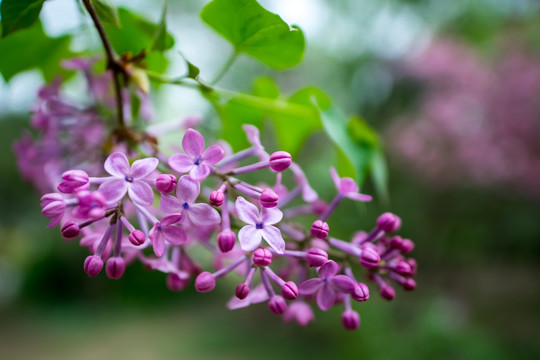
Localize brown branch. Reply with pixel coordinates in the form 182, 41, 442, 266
81, 0, 125, 129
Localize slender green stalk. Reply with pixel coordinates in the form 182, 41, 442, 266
210, 51, 238, 85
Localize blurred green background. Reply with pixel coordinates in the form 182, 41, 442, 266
1, 0, 539, 359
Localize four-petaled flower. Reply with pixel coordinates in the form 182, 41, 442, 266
149, 214, 187, 257
235, 196, 285, 253
298, 260, 356, 311
330, 167, 372, 202
99, 152, 158, 205
169, 128, 225, 181
160, 175, 221, 226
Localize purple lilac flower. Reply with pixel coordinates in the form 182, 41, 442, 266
298, 260, 356, 311
149, 214, 187, 257
160, 175, 221, 226
235, 196, 285, 253
168, 128, 225, 181
98, 152, 158, 205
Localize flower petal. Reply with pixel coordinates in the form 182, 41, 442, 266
261, 207, 283, 225
104, 152, 130, 177
235, 196, 259, 224
339, 177, 359, 194
168, 153, 194, 174
161, 213, 183, 226
130, 157, 158, 179
182, 128, 205, 158
188, 203, 221, 226
189, 164, 211, 182
331, 275, 357, 294
176, 175, 200, 204
160, 194, 183, 214
298, 278, 323, 295
260, 225, 285, 254
318, 260, 339, 279
290, 163, 318, 202
329, 167, 341, 191
98, 178, 128, 203
128, 181, 154, 206
238, 225, 262, 252
316, 284, 336, 311
149, 225, 165, 257
163, 225, 187, 245
201, 144, 225, 165
346, 193, 373, 202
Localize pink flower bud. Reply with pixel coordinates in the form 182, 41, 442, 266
394, 261, 412, 276
380, 285, 396, 300
306, 248, 328, 267
209, 190, 225, 207
167, 273, 188, 291
268, 296, 287, 315
360, 247, 380, 269
61, 221, 80, 239
155, 174, 177, 193
217, 229, 236, 252
269, 151, 292, 172
310, 220, 329, 239
84, 255, 103, 277
403, 278, 416, 291
235, 283, 250, 299
389, 235, 404, 249
342, 310, 360, 330
106, 257, 126, 279
352, 282, 370, 302
195, 272, 215, 292
57, 170, 89, 193
281, 281, 298, 300
128, 230, 145, 246
253, 248, 272, 267
376, 212, 401, 233
400, 239, 415, 253
260, 188, 278, 208
407, 258, 418, 275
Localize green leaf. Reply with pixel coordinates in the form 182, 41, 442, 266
151, 3, 168, 51
318, 105, 379, 187
92, 0, 120, 28
103, 8, 174, 56
1, 0, 46, 37
253, 77, 279, 99
370, 148, 389, 201
0, 21, 73, 81
201, 0, 305, 69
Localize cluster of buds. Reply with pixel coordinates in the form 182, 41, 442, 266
40, 123, 418, 330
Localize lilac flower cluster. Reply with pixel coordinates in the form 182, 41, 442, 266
387, 38, 540, 197
39, 122, 417, 331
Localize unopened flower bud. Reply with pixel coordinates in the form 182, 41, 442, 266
407, 258, 418, 275
269, 151, 292, 172
282, 281, 298, 300
306, 248, 328, 267
260, 188, 278, 208
128, 230, 145, 246
380, 285, 396, 300
376, 212, 401, 233
352, 282, 370, 302
209, 190, 225, 207
268, 296, 287, 315
403, 278, 416, 291
394, 261, 412, 276
84, 255, 103, 277
390, 236, 403, 249
253, 248, 272, 267
235, 283, 250, 299
57, 170, 89, 193
310, 220, 329, 239
195, 272, 215, 292
360, 247, 380, 269
156, 174, 177, 193
61, 221, 79, 239
400, 239, 415, 253
167, 273, 189, 291
342, 310, 360, 330
106, 257, 126, 279
217, 229, 236, 252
